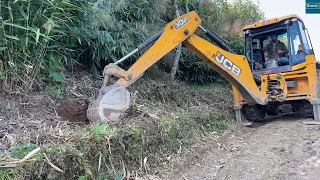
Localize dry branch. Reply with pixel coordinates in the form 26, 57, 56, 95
43, 153, 64, 173
0, 147, 40, 167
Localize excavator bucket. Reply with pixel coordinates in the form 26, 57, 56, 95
87, 63, 132, 123
87, 83, 130, 123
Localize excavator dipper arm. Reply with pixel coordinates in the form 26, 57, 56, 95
87, 11, 268, 123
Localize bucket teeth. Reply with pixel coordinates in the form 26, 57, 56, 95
87, 84, 130, 123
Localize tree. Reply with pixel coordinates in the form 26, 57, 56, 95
170, 0, 183, 80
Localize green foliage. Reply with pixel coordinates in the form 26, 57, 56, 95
0, 0, 171, 90
89, 123, 116, 142
160, 110, 229, 152
0, 169, 20, 180
49, 84, 65, 99
0, 0, 85, 91
10, 142, 38, 159
75, 0, 169, 77
77, 169, 124, 180
0, 0, 265, 88
177, 53, 227, 84
0, 79, 233, 179
0, 105, 12, 113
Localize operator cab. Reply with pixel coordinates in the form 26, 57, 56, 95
243, 15, 315, 75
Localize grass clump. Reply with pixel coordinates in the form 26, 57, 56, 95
3, 111, 229, 179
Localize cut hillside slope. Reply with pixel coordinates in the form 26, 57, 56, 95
0, 69, 235, 180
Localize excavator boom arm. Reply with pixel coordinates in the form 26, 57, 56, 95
110, 11, 267, 105
112, 11, 201, 87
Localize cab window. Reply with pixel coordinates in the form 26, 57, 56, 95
298, 21, 311, 54
262, 33, 288, 50
288, 21, 306, 65
244, 37, 261, 63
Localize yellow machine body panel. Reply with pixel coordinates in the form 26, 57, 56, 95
233, 54, 319, 106
242, 14, 303, 31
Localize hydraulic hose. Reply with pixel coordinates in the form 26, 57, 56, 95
115, 29, 164, 65
198, 25, 235, 54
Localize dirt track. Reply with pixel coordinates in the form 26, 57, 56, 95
161, 113, 320, 180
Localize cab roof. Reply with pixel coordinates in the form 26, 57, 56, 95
242, 14, 304, 31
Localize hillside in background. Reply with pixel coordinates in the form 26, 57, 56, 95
0, 0, 265, 179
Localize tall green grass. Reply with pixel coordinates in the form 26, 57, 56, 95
0, 0, 168, 92
0, 0, 86, 91
0, 0, 264, 92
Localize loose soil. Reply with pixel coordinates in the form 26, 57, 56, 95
156, 113, 320, 180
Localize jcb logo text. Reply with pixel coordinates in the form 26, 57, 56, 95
215, 52, 241, 76
174, 17, 187, 29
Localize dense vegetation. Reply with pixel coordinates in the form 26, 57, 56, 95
0, 0, 264, 94
0, 0, 266, 179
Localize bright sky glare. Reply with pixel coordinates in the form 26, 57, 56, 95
252, 0, 319, 57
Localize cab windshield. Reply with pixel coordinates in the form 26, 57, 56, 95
244, 19, 312, 74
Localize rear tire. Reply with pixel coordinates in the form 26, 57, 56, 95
304, 101, 314, 118
266, 104, 279, 116
291, 102, 302, 112
242, 104, 267, 122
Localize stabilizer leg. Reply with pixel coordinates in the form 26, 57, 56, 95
235, 109, 252, 126
302, 102, 320, 125
235, 109, 242, 122
313, 103, 320, 121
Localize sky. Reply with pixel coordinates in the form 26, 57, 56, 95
251, 0, 319, 57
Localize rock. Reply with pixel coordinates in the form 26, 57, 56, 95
219, 159, 227, 164
299, 170, 307, 176
279, 147, 285, 152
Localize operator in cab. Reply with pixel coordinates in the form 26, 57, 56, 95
264, 34, 289, 66
247, 42, 264, 70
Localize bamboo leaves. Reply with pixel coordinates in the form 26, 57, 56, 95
0, 0, 84, 90
0, 0, 265, 91
4, 34, 20, 41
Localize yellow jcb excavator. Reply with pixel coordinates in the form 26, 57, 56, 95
86, 11, 320, 123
